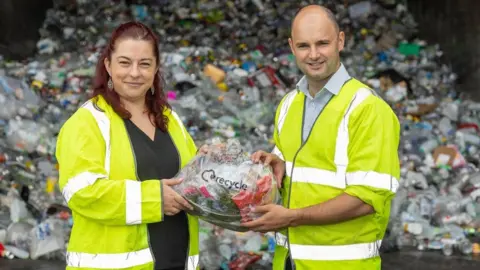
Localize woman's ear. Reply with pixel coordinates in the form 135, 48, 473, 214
104, 58, 112, 77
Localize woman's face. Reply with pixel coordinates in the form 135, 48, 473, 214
104, 38, 157, 102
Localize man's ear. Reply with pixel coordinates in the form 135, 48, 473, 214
288, 38, 296, 56
338, 31, 345, 52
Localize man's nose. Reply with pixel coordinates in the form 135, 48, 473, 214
308, 46, 320, 59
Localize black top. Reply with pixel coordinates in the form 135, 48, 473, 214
124, 119, 189, 270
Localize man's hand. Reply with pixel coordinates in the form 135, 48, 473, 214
241, 204, 296, 233
251, 150, 285, 188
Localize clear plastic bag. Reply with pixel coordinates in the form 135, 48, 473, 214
173, 139, 282, 232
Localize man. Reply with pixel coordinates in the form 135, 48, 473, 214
242, 5, 401, 270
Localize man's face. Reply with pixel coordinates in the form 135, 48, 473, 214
289, 15, 345, 82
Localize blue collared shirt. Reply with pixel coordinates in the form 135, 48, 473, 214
296, 63, 352, 142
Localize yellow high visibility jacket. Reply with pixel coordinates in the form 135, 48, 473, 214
271, 79, 400, 270
56, 95, 200, 270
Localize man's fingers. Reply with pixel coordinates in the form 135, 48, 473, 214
241, 218, 263, 228
253, 204, 271, 213
251, 151, 263, 163
264, 154, 273, 165
163, 178, 183, 186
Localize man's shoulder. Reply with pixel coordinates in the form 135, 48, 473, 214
345, 77, 373, 91
279, 89, 299, 105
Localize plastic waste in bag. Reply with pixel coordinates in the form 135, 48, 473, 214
173, 139, 282, 232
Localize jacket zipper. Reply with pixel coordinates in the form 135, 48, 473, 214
166, 128, 192, 269
285, 98, 306, 270
123, 121, 156, 265
285, 94, 334, 270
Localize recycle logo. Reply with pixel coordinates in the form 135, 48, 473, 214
201, 170, 216, 182
201, 169, 248, 191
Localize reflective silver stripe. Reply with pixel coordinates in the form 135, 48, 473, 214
82, 101, 111, 175
272, 146, 284, 160
276, 90, 298, 136
285, 162, 343, 189
171, 110, 187, 140
125, 180, 142, 225
275, 233, 381, 260
347, 171, 399, 192
334, 88, 372, 184
66, 248, 153, 269
285, 162, 399, 191
187, 254, 200, 270
290, 240, 382, 261
62, 172, 106, 203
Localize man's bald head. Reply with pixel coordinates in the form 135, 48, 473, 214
290, 5, 339, 37
288, 4, 345, 91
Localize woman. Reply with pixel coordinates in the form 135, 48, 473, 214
56, 21, 200, 270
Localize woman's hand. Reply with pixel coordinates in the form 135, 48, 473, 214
197, 143, 226, 155
198, 145, 209, 155
161, 178, 193, 216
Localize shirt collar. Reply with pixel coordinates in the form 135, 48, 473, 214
296, 63, 351, 98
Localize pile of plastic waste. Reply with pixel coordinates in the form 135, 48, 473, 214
199, 220, 275, 270
0, 0, 478, 267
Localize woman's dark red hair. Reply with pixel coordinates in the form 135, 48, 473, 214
91, 21, 170, 132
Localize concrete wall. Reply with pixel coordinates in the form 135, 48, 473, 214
406, 0, 480, 100
0, 0, 53, 60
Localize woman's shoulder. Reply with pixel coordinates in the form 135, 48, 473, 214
164, 107, 185, 127
62, 96, 108, 130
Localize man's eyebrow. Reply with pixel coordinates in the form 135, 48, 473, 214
295, 39, 330, 46
295, 40, 310, 45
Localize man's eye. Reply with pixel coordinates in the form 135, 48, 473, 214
119, 61, 129, 65
140, 63, 151, 67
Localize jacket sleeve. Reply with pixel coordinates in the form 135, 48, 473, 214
56, 108, 163, 226
343, 96, 401, 218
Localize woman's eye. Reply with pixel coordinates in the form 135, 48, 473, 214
140, 63, 151, 67
119, 61, 129, 65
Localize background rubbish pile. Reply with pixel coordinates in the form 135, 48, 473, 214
0, 0, 478, 266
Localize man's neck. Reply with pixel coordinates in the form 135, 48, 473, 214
307, 79, 327, 97
306, 63, 341, 97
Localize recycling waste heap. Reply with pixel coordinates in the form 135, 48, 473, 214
0, 0, 479, 268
